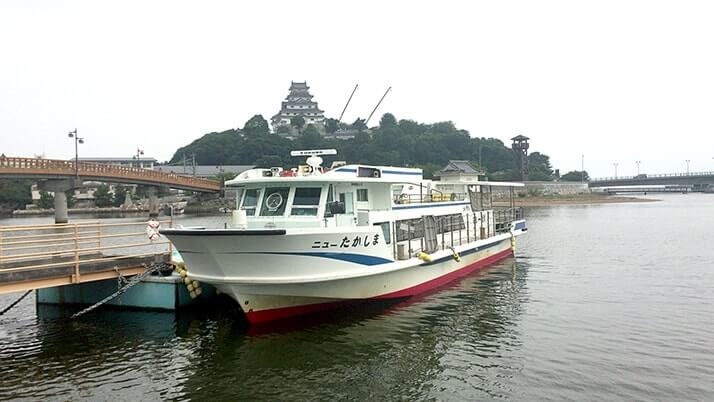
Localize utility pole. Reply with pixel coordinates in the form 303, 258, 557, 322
192, 153, 196, 176
581, 154, 585, 182
613, 162, 619, 179
686, 159, 691, 175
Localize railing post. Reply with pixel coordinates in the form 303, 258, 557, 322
441, 217, 445, 250
450, 215, 454, 247
407, 221, 412, 255
466, 215, 471, 243
73, 224, 80, 283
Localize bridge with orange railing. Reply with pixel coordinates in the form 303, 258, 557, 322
0, 156, 221, 192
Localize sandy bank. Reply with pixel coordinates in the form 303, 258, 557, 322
494, 194, 659, 207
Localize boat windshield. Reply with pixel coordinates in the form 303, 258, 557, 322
291, 187, 321, 216
260, 187, 290, 216
240, 188, 261, 215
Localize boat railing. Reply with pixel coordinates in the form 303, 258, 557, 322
393, 192, 468, 205
392, 207, 523, 260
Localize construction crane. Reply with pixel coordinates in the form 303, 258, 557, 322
365, 86, 392, 126
338, 84, 359, 123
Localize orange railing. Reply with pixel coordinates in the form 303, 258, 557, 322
0, 156, 220, 192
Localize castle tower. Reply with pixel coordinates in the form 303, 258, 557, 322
271, 81, 325, 134
511, 135, 530, 181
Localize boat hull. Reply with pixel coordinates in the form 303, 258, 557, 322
213, 236, 515, 324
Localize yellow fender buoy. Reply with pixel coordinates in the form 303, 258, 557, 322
417, 252, 432, 262
447, 247, 461, 262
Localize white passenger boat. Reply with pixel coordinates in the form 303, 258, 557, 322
161, 150, 526, 324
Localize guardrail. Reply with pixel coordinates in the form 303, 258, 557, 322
591, 171, 714, 182
0, 220, 173, 293
0, 156, 221, 192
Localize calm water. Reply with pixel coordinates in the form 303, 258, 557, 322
1, 195, 713, 401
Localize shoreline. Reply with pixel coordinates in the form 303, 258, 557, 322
495, 194, 659, 207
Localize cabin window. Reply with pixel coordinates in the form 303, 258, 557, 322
260, 187, 290, 216
374, 222, 391, 244
241, 188, 260, 216
339, 192, 354, 214
291, 187, 322, 216
357, 188, 368, 202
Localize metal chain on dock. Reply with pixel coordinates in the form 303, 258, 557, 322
70, 262, 168, 319
0, 290, 32, 316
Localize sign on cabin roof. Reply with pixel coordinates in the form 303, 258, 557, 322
437, 160, 483, 176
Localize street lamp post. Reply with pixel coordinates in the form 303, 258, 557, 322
685, 159, 690, 175
613, 162, 619, 179
133, 147, 145, 168
67, 129, 84, 178
636, 160, 641, 176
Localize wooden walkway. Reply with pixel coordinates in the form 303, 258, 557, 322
0, 156, 220, 192
0, 221, 172, 294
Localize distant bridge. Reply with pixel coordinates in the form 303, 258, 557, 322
600, 185, 693, 195
590, 171, 714, 189
0, 156, 221, 223
0, 156, 220, 192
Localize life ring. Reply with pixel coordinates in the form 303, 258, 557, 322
146, 219, 161, 240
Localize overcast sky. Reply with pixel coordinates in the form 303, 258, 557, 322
1, 1, 713, 177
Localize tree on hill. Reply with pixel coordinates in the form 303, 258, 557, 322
243, 115, 269, 137
255, 155, 284, 168
167, 112, 557, 181
379, 113, 397, 128
298, 124, 322, 149
527, 152, 554, 181
351, 118, 367, 131
325, 118, 339, 134
561, 170, 589, 182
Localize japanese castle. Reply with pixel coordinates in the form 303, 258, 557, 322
271, 81, 326, 134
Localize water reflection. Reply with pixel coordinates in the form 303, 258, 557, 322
1, 240, 530, 400
177, 258, 530, 400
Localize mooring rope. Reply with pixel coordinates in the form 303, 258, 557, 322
0, 290, 32, 316
71, 262, 167, 319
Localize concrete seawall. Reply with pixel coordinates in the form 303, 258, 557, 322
493, 181, 589, 196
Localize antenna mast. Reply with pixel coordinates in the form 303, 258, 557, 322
365, 86, 392, 126
338, 84, 359, 122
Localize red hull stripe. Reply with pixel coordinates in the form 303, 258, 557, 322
374, 247, 513, 299
245, 247, 514, 324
